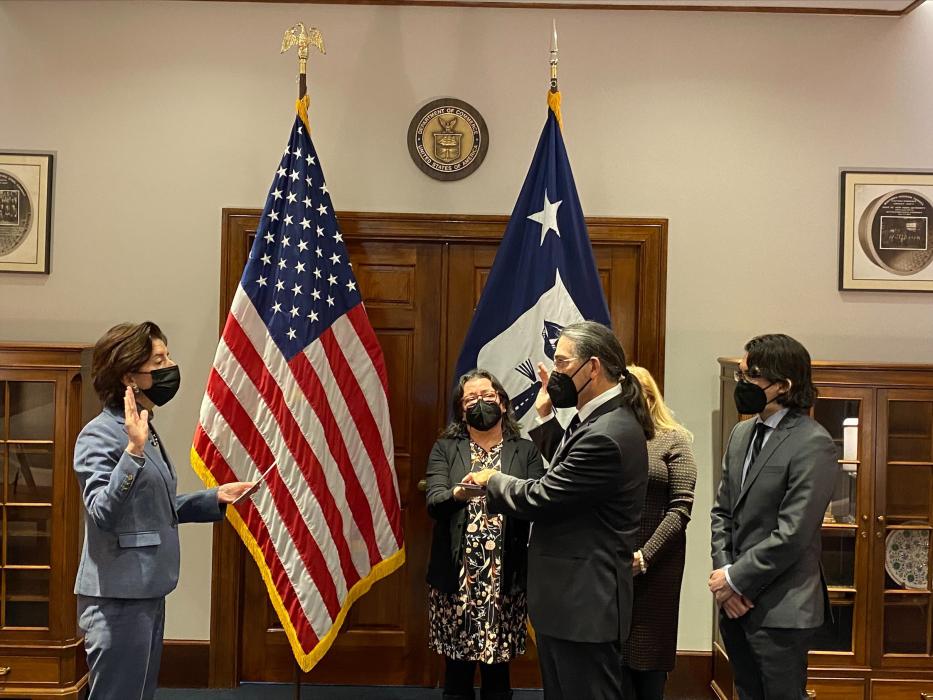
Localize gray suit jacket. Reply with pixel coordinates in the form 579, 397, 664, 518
73, 405, 224, 599
710, 410, 838, 629
486, 396, 648, 644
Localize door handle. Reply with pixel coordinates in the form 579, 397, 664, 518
417, 479, 427, 492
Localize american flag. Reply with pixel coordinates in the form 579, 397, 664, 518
191, 99, 405, 671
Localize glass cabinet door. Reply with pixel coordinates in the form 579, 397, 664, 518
0, 378, 55, 630
809, 386, 872, 665
876, 389, 933, 667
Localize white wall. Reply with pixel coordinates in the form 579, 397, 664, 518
1, 0, 932, 646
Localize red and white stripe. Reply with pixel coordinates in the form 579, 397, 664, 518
195, 286, 403, 652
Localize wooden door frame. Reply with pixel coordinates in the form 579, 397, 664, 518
207, 209, 667, 686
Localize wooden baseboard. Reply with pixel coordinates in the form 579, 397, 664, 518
160, 639, 210, 688
161, 643, 711, 694
667, 651, 714, 700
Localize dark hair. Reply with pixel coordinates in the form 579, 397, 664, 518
441, 369, 522, 439
744, 333, 817, 410
91, 321, 167, 407
559, 321, 655, 440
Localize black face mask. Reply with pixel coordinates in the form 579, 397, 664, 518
733, 380, 776, 415
547, 360, 593, 409
465, 400, 503, 432
137, 365, 181, 406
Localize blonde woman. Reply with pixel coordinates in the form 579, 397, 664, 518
622, 365, 698, 700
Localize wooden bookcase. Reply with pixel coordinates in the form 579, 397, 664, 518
0, 344, 93, 698
714, 360, 933, 700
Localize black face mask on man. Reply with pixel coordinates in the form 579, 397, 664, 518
547, 359, 593, 409
136, 365, 181, 406
464, 399, 503, 431
733, 379, 777, 415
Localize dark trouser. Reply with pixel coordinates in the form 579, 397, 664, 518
719, 614, 816, 700
78, 595, 166, 700
536, 633, 624, 700
621, 666, 668, 700
444, 657, 511, 698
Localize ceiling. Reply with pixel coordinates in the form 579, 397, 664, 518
256, 0, 924, 15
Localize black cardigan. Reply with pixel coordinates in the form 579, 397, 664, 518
424, 434, 545, 595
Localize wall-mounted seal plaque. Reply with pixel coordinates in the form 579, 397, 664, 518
408, 98, 488, 181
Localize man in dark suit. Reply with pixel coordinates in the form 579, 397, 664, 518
710, 333, 839, 700
468, 321, 653, 700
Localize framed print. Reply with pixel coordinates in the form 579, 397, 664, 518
0, 152, 53, 274
840, 169, 933, 292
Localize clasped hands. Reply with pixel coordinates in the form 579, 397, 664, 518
709, 568, 754, 619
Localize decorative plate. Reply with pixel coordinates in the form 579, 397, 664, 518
885, 525, 929, 590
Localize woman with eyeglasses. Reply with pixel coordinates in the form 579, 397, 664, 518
425, 369, 545, 700
622, 365, 698, 700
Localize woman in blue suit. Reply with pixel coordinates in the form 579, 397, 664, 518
73, 321, 253, 700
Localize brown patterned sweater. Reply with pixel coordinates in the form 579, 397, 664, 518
622, 427, 698, 671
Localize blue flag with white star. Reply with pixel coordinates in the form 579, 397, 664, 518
453, 98, 610, 426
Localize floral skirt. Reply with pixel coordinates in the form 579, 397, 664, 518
428, 586, 527, 664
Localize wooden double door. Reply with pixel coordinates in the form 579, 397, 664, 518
208, 210, 668, 688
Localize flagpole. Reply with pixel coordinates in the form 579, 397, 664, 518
549, 19, 559, 93
548, 20, 563, 128
280, 23, 327, 699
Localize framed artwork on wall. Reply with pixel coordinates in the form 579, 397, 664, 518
0, 151, 53, 274
839, 169, 933, 292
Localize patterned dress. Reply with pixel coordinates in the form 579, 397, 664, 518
428, 441, 528, 663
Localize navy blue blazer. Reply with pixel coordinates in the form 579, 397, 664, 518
73, 404, 224, 599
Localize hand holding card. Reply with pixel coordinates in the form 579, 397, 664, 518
233, 463, 277, 505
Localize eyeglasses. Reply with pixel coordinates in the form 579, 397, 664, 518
733, 368, 764, 383
553, 356, 584, 371
462, 390, 499, 408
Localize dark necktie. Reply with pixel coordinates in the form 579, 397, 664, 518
564, 414, 581, 443
749, 422, 771, 466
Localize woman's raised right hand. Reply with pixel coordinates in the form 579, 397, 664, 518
124, 386, 149, 457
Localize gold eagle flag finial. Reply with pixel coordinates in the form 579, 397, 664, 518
281, 22, 326, 99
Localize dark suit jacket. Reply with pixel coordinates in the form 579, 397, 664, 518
485, 396, 649, 644
425, 433, 545, 595
710, 410, 839, 629
73, 405, 224, 599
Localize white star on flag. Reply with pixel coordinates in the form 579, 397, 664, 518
527, 190, 563, 245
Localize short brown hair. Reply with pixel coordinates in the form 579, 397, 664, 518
91, 322, 167, 407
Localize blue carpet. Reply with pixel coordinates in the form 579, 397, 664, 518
156, 686, 544, 699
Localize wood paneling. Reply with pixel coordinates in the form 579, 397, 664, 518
210, 209, 667, 688
159, 640, 210, 688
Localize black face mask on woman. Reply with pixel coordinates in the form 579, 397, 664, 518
137, 365, 181, 406
733, 379, 776, 415
465, 399, 503, 431
547, 359, 593, 409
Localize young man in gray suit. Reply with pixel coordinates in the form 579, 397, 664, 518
710, 333, 838, 700
468, 321, 653, 700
